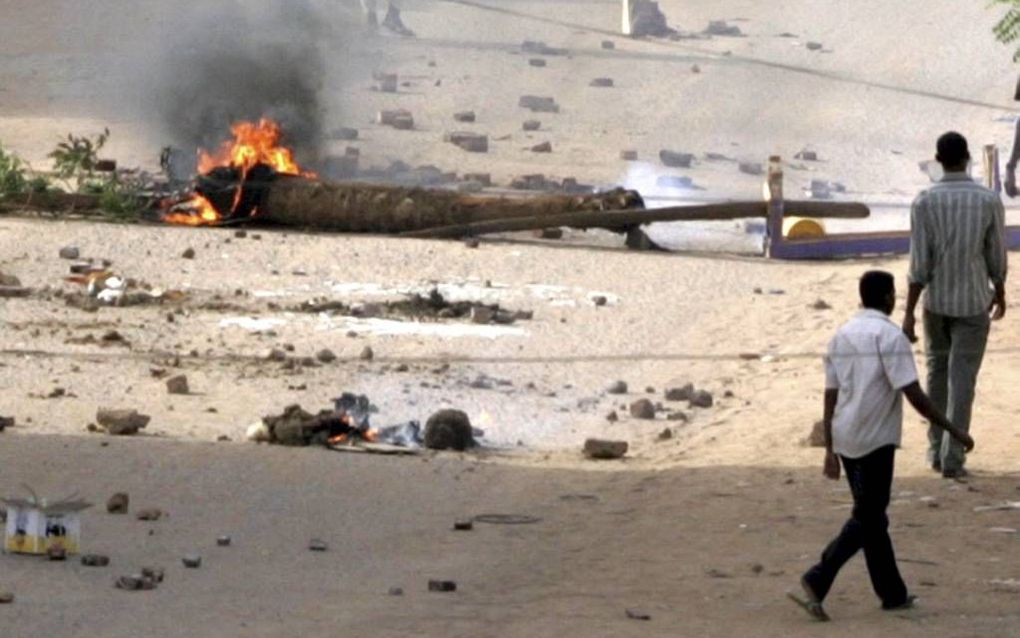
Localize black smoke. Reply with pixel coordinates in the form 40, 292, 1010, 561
151, 0, 331, 163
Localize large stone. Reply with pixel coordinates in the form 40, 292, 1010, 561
453, 111, 477, 123
424, 409, 476, 451
583, 438, 628, 460
531, 141, 552, 153
607, 380, 628, 394
446, 132, 488, 153
522, 120, 542, 132
705, 20, 743, 36
629, 399, 656, 420
518, 95, 560, 113
590, 77, 614, 88
689, 390, 714, 409
659, 150, 695, 168
106, 492, 129, 514
166, 375, 189, 395
59, 246, 80, 260
378, 109, 414, 129
0, 416, 13, 432
664, 384, 694, 402
96, 409, 150, 435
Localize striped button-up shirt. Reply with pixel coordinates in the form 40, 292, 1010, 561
908, 173, 1008, 317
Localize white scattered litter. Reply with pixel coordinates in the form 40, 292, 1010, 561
973, 501, 1020, 513
988, 527, 1017, 534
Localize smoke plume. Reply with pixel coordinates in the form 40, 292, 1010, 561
151, 0, 332, 162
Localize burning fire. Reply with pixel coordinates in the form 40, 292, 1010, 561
164, 118, 309, 226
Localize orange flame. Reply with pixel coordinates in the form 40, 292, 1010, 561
198, 119, 303, 177
164, 118, 309, 227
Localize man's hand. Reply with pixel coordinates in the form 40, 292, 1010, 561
1006, 169, 1018, 198
954, 431, 975, 453
823, 451, 841, 480
902, 313, 918, 344
990, 294, 1007, 321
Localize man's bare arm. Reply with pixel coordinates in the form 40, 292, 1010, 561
902, 283, 924, 343
901, 382, 974, 451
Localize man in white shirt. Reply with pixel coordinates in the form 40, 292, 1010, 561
789, 271, 974, 622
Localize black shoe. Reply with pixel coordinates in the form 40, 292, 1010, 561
882, 594, 917, 611
942, 468, 969, 480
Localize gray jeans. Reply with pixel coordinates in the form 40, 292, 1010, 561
923, 311, 990, 472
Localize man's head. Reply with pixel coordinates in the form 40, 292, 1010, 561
859, 270, 895, 315
936, 131, 970, 171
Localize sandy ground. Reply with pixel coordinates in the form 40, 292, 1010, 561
2, 1, 1020, 635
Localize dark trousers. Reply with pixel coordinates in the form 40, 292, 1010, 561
803, 445, 908, 608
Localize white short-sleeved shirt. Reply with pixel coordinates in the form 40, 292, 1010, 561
824, 309, 919, 459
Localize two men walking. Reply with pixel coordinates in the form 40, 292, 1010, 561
793, 131, 1007, 621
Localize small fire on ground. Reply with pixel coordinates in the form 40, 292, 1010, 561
163, 118, 311, 226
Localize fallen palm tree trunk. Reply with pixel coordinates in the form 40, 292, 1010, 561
401, 201, 870, 239
244, 175, 645, 233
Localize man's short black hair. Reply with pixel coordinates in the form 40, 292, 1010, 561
936, 131, 970, 167
859, 270, 895, 309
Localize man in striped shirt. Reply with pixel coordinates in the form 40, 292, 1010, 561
903, 131, 1008, 479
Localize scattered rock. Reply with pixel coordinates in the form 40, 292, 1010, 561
115, 574, 157, 591
518, 95, 559, 113
446, 131, 489, 153
424, 409, 476, 451
464, 237, 480, 249
388, 587, 404, 596
378, 109, 415, 130
795, 149, 819, 161
428, 579, 457, 592
0, 592, 13, 604
359, 346, 375, 361
590, 77, 614, 88
266, 348, 287, 362
583, 438, 628, 460
182, 555, 202, 569
665, 384, 694, 402
531, 141, 553, 153
601, 40, 615, 49
521, 40, 567, 56
607, 380, 628, 394
106, 492, 130, 514
660, 150, 695, 168
0, 416, 13, 432
691, 64, 701, 73
592, 295, 608, 307
689, 391, 714, 409
522, 120, 541, 131
453, 519, 474, 531
606, 410, 619, 422
166, 375, 189, 395
629, 399, 656, 420
373, 72, 398, 93
806, 41, 824, 51
528, 58, 547, 67
453, 111, 476, 123
626, 608, 652, 621
136, 508, 163, 522
81, 554, 110, 567
217, 536, 233, 547
141, 566, 165, 583
658, 428, 673, 441
308, 539, 329, 552
316, 348, 337, 364
463, 172, 491, 186
705, 20, 742, 36
59, 246, 80, 260
96, 408, 150, 436
181, 247, 196, 260
739, 162, 764, 176
812, 299, 832, 310
666, 411, 688, 422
